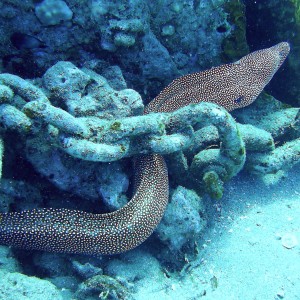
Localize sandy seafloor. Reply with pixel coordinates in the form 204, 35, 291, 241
134, 167, 300, 300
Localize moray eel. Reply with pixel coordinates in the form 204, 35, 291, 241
0, 42, 290, 255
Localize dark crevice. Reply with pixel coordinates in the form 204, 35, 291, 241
245, 0, 299, 105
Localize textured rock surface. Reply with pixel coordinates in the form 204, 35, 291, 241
157, 186, 206, 251
0, 0, 246, 98
0, 270, 63, 300
35, 0, 73, 26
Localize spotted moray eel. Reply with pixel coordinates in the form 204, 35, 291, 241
0, 42, 290, 255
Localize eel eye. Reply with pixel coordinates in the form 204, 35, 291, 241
234, 96, 244, 104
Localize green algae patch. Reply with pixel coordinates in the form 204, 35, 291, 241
158, 122, 166, 135
291, 0, 300, 23
222, 0, 249, 61
120, 144, 126, 152
210, 275, 218, 291
110, 121, 121, 131
203, 171, 224, 200
238, 146, 246, 156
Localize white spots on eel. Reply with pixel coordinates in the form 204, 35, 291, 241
0, 42, 290, 255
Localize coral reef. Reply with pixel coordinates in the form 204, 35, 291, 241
106, 250, 164, 296
0, 50, 293, 300
75, 274, 130, 300
35, 0, 73, 26
0, 64, 137, 202
221, 0, 249, 61
0, 1, 298, 299
0, 0, 246, 99
0, 61, 246, 200
0, 246, 20, 273
0, 179, 42, 211
234, 93, 300, 184
72, 260, 103, 279
0, 43, 290, 207
0, 270, 63, 300
0, 48, 293, 228
157, 186, 206, 251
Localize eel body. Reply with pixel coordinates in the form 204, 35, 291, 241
0, 42, 290, 255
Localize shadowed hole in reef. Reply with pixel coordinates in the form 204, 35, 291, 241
217, 25, 228, 33
2, 132, 109, 214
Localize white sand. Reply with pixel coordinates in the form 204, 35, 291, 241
196, 170, 300, 300
134, 167, 300, 300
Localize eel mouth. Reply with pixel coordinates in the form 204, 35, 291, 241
271, 42, 290, 67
